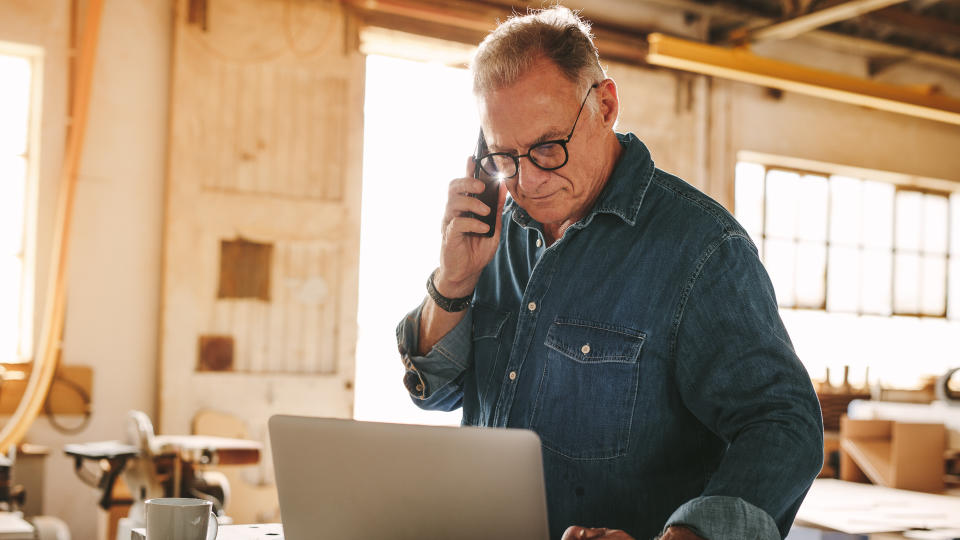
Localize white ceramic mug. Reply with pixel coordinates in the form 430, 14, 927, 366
145, 498, 218, 540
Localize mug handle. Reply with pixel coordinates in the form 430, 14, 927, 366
206, 512, 219, 540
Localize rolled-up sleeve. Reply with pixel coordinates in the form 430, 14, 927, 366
670, 234, 824, 539
396, 302, 474, 411
664, 496, 780, 540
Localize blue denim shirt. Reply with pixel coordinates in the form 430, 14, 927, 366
397, 133, 823, 540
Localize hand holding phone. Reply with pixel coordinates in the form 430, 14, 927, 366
466, 129, 500, 238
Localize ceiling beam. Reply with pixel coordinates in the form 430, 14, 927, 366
342, 0, 651, 66
869, 6, 960, 42
908, 0, 945, 10
646, 32, 960, 126
731, 0, 910, 42
643, 0, 960, 68
340, 0, 960, 74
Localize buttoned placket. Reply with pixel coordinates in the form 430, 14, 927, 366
490, 220, 565, 427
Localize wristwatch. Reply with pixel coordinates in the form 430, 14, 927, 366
426, 268, 473, 312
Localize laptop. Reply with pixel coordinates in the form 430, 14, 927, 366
268, 415, 550, 540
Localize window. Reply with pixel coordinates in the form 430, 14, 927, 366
353, 54, 477, 425
735, 161, 960, 389
0, 47, 40, 364
736, 163, 959, 319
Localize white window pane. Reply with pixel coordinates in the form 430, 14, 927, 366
861, 249, 892, 316
764, 238, 796, 308
0, 55, 32, 156
920, 254, 947, 316
735, 162, 765, 239
827, 246, 859, 312
922, 194, 948, 255
796, 175, 828, 242
895, 191, 923, 251
830, 175, 862, 246
894, 252, 921, 314
862, 180, 894, 249
796, 241, 826, 308
949, 258, 960, 320
951, 194, 960, 255
765, 170, 800, 240
0, 256, 22, 361
0, 155, 27, 256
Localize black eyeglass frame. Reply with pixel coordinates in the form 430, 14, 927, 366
476, 82, 600, 179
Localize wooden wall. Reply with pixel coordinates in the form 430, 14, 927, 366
158, 0, 364, 456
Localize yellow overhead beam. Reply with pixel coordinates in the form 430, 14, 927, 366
646, 33, 960, 127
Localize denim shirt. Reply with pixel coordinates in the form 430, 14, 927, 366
396, 133, 823, 540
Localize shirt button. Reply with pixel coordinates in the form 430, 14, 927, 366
416, 384, 424, 392
527, 302, 537, 311
536, 238, 542, 248
509, 371, 517, 381
581, 344, 591, 354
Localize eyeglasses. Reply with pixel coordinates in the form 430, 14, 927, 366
477, 83, 599, 179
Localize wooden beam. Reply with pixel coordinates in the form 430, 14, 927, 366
345, 0, 960, 76
869, 6, 960, 42
0, 0, 105, 452
618, 0, 960, 74
646, 33, 960, 126
735, 0, 910, 42
343, 0, 651, 66
341, 0, 499, 34
908, 0, 945, 10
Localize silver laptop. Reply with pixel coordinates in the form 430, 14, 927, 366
269, 415, 549, 540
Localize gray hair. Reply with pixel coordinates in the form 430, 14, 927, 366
471, 6, 606, 96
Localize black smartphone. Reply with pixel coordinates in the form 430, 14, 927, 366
467, 129, 500, 238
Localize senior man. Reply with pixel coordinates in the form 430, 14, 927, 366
396, 6, 823, 540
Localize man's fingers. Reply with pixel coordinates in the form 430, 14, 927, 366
562, 526, 609, 540
441, 198, 492, 236
445, 215, 491, 236
446, 194, 491, 218
448, 176, 486, 197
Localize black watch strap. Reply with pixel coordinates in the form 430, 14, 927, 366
426, 269, 473, 312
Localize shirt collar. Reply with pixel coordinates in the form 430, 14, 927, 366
508, 132, 655, 229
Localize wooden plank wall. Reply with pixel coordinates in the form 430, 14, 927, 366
210, 240, 340, 374
159, 0, 363, 436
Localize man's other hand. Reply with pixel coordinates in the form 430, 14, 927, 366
659, 525, 705, 539
561, 525, 705, 540
561, 526, 633, 540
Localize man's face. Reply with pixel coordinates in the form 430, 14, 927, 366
478, 59, 608, 229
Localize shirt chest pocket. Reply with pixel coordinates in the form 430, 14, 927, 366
531, 317, 645, 460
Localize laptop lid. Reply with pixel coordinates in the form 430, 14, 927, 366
268, 415, 549, 540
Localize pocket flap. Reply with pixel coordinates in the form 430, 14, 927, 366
545, 317, 645, 363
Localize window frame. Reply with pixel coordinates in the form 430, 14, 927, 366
737, 161, 957, 320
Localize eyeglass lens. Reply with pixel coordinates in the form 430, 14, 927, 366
479, 142, 568, 178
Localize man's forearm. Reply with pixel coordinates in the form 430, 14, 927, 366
417, 296, 469, 355
417, 269, 477, 355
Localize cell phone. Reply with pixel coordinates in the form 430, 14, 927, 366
467, 129, 500, 238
